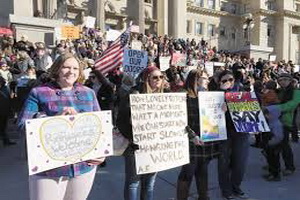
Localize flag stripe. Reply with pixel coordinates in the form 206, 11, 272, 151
95, 28, 130, 74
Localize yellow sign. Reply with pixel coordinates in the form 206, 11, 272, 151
61, 26, 80, 39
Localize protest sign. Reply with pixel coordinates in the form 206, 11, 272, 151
198, 92, 227, 142
106, 29, 121, 41
205, 62, 214, 76
25, 111, 113, 175
54, 27, 62, 40
84, 16, 96, 28
123, 49, 148, 78
159, 56, 171, 71
171, 52, 187, 66
130, 93, 189, 175
131, 40, 142, 50
269, 55, 277, 62
225, 92, 270, 133
61, 26, 80, 39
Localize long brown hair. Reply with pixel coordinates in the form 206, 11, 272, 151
49, 53, 85, 83
185, 69, 208, 98
142, 68, 164, 94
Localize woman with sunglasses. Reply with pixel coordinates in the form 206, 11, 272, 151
217, 70, 250, 200
177, 69, 220, 200
116, 66, 165, 200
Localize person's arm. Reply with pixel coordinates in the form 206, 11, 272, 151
45, 56, 53, 70
279, 90, 300, 113
17, 88, 39, 130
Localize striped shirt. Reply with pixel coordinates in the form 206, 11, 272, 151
18, 82, 101, 177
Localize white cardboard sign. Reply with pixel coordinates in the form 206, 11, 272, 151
130, 93, 189, 175
25, 111, 113, 175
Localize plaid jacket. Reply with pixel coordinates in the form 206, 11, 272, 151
187, 97, 220, 160
18, 82, 100, 177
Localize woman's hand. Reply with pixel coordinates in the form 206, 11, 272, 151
60, 107, 78, 115
192, 136, 204, 146
221, 103, 227, 112
86, 157, 106, 166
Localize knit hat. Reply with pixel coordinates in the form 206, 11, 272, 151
142, 66, 159, 81
0, 61, 7, 67
279, 73, 292, 79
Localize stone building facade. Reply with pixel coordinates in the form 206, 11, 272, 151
1, 0, 300, 62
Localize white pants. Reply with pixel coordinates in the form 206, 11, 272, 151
29, 167, 96, 200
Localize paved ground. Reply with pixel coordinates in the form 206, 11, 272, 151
0, 119, 299, 200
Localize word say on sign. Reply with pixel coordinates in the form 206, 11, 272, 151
123, 49, 148, 78
226, 92, 270, 133
25, 111, 113, 175
130, 93, 189, 175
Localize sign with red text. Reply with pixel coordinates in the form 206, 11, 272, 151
225, 92, 270, 133
171, 53, 187, 66
130, 93, 189, 174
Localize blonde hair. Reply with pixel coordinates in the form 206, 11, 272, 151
142, 69, 164, 94
49, 53, 85, 83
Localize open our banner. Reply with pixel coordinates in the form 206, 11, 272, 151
225, 92, 270, 133
130, 93, 189, 175
123, 49, 148, 78
198, 92, 227, 142
25, 111, 113, 175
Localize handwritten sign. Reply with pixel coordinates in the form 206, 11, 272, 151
171, 53, 187, 66
269, 55, 276, 62
159, 56, 171, 71
84, 16, 96, 29
131, 40, 142, 50
205, 62, 214, 77
123, 49, 148, 78
225, 92, 270, 133
61, 26, 80, 39
198, 92, 227, 142
25, 111, 113, 175
130, 93, 189, 175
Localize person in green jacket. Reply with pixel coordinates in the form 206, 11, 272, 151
277, 73, 299, 175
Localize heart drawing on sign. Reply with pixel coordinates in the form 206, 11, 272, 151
39, 114, 103, 162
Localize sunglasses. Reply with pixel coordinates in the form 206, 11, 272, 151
221, 78, 234, 84
151, 75, 164, 80
89, 76, 96, 79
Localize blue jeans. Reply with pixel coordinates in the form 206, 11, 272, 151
218, 133, 249, 197
124, 148, 157, 200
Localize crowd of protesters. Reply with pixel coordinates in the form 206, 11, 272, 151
0, 27, 300, 200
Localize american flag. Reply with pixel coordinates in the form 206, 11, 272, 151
94, 28, 130, 74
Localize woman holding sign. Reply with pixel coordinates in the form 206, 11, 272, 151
18, 53, 104, 200
177, 69, 220, 200
217, 70, 250, 200
117, 66, 165, 200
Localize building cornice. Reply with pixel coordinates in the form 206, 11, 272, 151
255, 9, 278, 16
187, 5, 240, 18
282, 10, 300, 19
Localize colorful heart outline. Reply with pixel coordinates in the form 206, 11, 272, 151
39, 113, 103, 162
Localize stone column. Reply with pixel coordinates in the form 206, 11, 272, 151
169, 0, 186, 38
157, 0, 168, 35
137, 0, 145, 33
90, 0, 105, 30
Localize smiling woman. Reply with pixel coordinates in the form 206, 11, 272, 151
18, 53, 104, 200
